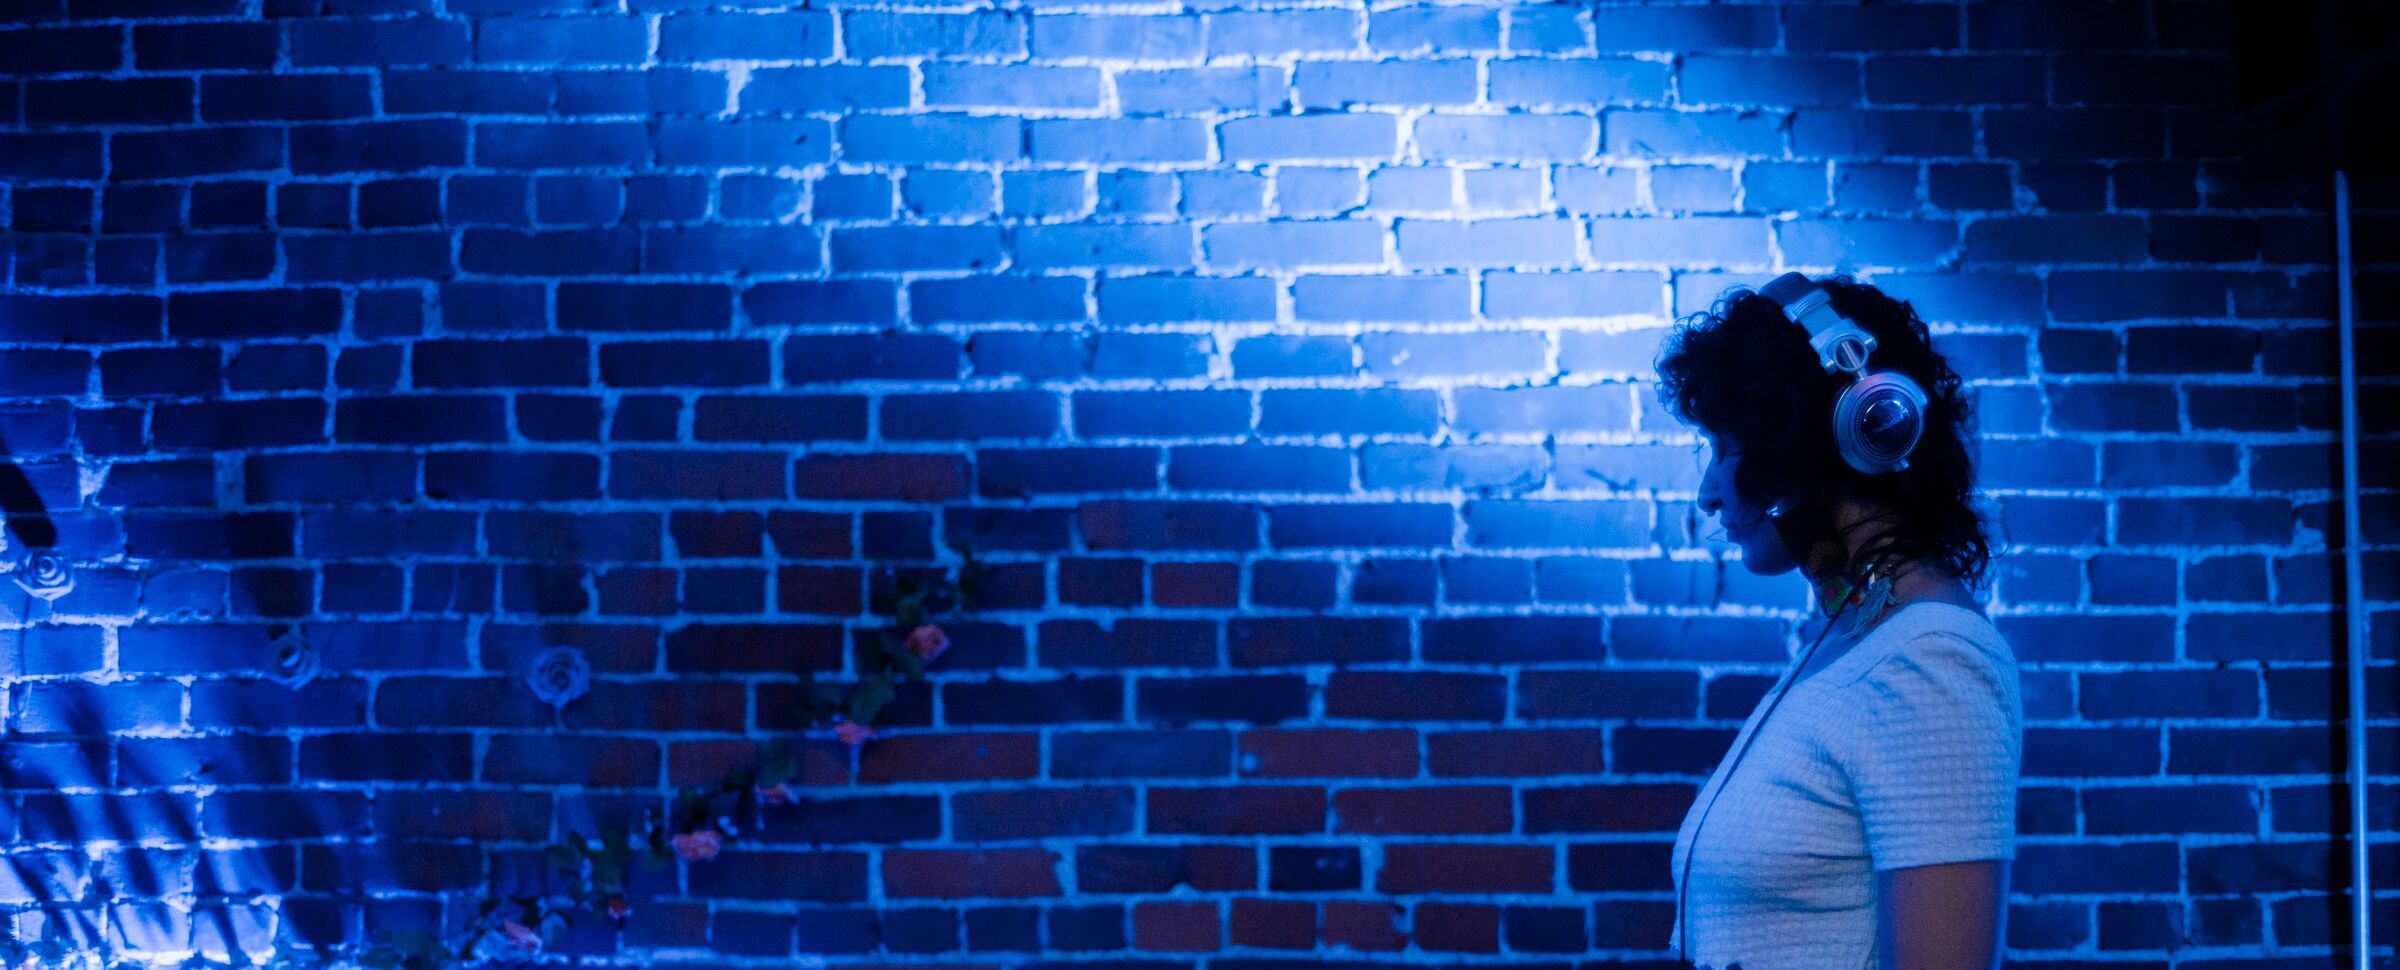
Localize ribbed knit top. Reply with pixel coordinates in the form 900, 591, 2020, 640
1667, 600, 2023, 970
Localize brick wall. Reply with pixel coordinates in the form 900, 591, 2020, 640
2, 0, 2395, 964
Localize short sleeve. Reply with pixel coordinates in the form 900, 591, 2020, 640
1843, 629, 2023, 872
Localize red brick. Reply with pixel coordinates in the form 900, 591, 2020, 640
1059, 557, 1143, 607
1523, 782, 1694, 833
372, 677, 546, 728
372, 790, 550, 841
1151, 561, 1238, 607
856, 732, 1040, 783
1592, 899, 1675, 948
302, 842, 480, 893
1146, 785, 1327, 835
1377, 844, 1553, 894
668, 739, 771, 787
1567, 841, 1675, 892
953, 787, 1135, 840
1132, 900, 1219, 951
666, 622, 844, 673
682, 733, 852, 786
190, 679, 369, 729
300, 733, 473, 783
1240, 728, 1418, 778
1229, 898, 1315, 949
688, 851, 867, 902
1427, 728, 1604, 776
1039, 618, 1216, 668
883, 847, 1062, 898
624, 900, 710, 949
595, 565, 679, 613
1516, 669, 1698, 719
478, 621, 661, 674
670, 509, 764, 557
1332, 785, 1512, 834
1413, 901, 1500, 953
1229, 617, 1410, 667
793, 453, 967, 501
1076, 843, 1257, 893
565, 680, 746, 733
1321, 899, 1406, 952
484, 735, 659, 787
764, 509, 852, 557
776, 564, 864, 615
1325, 670, 1507, 721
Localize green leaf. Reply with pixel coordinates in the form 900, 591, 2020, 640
847, 674, 895, 724
673, 788, 715, 832
796, 669, 846, 724
889, 646, 926, 681
758, 739, 798, 784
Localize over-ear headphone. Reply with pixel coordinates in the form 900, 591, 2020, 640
1756, 273, 1928, 476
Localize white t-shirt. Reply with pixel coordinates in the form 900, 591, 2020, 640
1667, 600, 2023, 970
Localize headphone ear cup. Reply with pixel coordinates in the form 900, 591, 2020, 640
1832, 371, 1928, 474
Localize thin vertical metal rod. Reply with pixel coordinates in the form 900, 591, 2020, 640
2336, 166, 2371, 970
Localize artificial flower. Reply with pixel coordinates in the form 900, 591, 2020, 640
526, 645, 590, 711
265, 629, 319, 690
905, 623, 950, 664
670, 829, 722, 862
499, 919, 541, 953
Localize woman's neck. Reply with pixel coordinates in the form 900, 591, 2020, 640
1794, 497, 1969, 622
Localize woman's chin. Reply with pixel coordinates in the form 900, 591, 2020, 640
1729, 532, 1798, 575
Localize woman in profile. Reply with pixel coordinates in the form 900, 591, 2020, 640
1653, 273, 2021, 970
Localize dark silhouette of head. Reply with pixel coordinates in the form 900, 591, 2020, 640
1656, 274, 1991, 588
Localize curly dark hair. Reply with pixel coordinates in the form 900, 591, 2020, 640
1653, 274, 1992, 590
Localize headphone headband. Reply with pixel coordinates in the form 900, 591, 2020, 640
1760, 272, 1876, 378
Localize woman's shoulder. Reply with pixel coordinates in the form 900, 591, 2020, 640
1834, 600, 2018, 692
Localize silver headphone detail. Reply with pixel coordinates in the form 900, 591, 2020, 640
1755, 273, 1928, 476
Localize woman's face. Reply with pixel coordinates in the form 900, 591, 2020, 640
1696, 434, 1800, 576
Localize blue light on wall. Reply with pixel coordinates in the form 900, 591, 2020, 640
1, 0, 2391, 966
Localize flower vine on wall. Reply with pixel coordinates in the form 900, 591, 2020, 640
0, 552, 989, 970
467, 553, 987, 966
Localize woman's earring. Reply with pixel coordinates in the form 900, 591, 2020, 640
1765, 500, 1788, 520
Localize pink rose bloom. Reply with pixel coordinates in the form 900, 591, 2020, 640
604, 894, 631, 922
499, 919, 542, 952
834, 718, 876, 746
905, 623, 950, 664
670, 828, 722, 861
